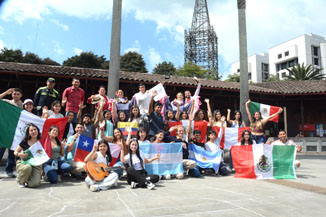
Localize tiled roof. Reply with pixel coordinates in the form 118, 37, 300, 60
1, 61, 325, 95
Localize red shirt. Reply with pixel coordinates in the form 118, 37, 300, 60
62, 86, 85, 113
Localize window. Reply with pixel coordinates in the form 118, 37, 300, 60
285, 51, 289, 56
314, 58, 319, 66
313, 47, 319, 56
262, 63, 269, 72
278, 54, 282, 59
276, 58, 298, 72
282, 72, 286, 78
237, 69, 240, 73
248, 73, 252, 80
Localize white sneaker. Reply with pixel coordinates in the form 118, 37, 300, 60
176, 173, 184, 179
130, 181, 138, 189
89, 185, 99, 192
19, 184, 26, 188
164, 174, 171, 180
145, 181, 155, 190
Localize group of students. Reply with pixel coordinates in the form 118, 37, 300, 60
0, 76, 300, 192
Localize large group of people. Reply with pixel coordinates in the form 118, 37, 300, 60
0, 77, 301, 192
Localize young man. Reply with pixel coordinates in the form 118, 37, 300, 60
148, 91, 164, 138
184, 77, 201, 104
63, 111, 76, 140
191, 130, 205, 149
62, 78, 85, 123
34, 77, 60, 116
81, 113, 96, 139
0, 88, 24, 178
132, 83, 152, 115
65, 123, 86, 175
271, 130, 302, 168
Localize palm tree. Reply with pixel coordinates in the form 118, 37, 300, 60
285, 63, 325, 80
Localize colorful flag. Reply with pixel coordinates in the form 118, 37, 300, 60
108, 142, 121, 167
249, 101, 281, 123
73, 135, 94, 162
139, 143, 184, 175
168, 120, 193, 137
117, 122, 138, 139
21, 141, 50, 166
0, 100, 67, 151
188, 143, 222, 172
212, 127, 251, 149
194, 121, 208, 143
231, 144, 297, 179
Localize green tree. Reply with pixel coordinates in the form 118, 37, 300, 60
285, 63, 325, 80
63, 52, 107, 69
225, 73, 240, 82
0, 48, 24, 62
23, 52, 43, 64
176, 62, 209, 78
120, 51, 147, 73
153, 61, 176, 75
42, 57, 60, 66
266, 74, 280, 82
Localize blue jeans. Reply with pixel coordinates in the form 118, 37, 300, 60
113, 161, 124, 177
0, 148, 15, 174
251, 135, 266, 144
189, 166, 201, 177
43, 159, 72, 183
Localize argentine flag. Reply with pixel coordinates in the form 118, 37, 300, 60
188, 143, 223, 172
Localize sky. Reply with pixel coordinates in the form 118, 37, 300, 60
0, 0, 325, 80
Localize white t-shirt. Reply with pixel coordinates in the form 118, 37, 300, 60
124, 152, 146, 170
271, 139, 296, 146
205, 141, 219, 152
95, 151, 108, 165
138, 140, 150, 145
133, 92, 152, 115
48, 110, 64, 119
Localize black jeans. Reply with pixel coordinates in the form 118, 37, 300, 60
126, 167, 159, 187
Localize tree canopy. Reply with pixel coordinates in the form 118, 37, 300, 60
285, 63, 325, 80
153, 61, 176, 75
224, 73, 240, 82
120, 51, 147, 73
63, 52, 109, 69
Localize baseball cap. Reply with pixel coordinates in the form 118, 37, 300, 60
23, 99, 34, 105
47, 77, 56, 82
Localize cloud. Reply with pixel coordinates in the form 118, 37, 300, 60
0, 40, 4, 50
124, 40, 141, 53
74, 48, 83, 55
148, 48, 162, 71
53, 41, 64, 55
51, 19, 69, 31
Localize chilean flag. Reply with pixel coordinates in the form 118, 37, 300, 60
74, 135, 94, 162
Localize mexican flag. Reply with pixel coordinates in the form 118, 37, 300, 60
0, 100, 67, 152
231, 144, 297, 179
212, 127, 251, 149
21, 141, 50, 166
249, 101, 281, 123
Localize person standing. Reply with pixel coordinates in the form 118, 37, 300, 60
0, 88, 24, 178
62, 78, 85, 123
34, 77, 60, 116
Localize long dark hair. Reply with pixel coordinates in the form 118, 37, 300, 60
118, 111, 127, 122
128, 139, 144, 169
165, 109, 176, 121
234, 110, 242, 123
113, 128, 125, 144
22, 123, 41, 143
154, 130, 165, 142
240, 130, 253, 145
97, 140, 112, 164
136, 127, 149, 141
194, 109, 207, 121
129, 105, 140, 121
252, 111, 263, 122
49, 125, 61, 147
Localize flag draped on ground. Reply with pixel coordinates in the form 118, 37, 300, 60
140, 142, 183, 175
188, 143, 222, 172
212, 127, 251, 149
117, 122, 138, 139
231, 144, 297, 179
21, 141, 50, 166
249, 101, 281, 123
0, 100, 67, 151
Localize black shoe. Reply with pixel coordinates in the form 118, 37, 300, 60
7, 172, 16, 178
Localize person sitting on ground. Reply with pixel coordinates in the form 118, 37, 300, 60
119, 138, 159, 190
84, 140, 119, 192
65, 123, 86, 176
14, 123, 42, 188
42, 100, 64, 119
227, 109, 246, 128
271, 130, 302, 168
43, 126, 72, 183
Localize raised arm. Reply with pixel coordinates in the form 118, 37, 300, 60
175, 102, 180, 121
77, 104, 86, 123
205, 99, 212, 125
111, 99, 117, 121
226, 109, 232, 125
0, 88, 14, 99
148, 90, 157, 114
144, 152, 160, 164
193, 78, 201, 97
245, 99, 253, 124
261, 108, 283, 125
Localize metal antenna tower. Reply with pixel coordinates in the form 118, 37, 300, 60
184, 0, 219, 78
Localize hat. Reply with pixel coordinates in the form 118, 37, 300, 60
23, 99, 33, 105
47, 77, 56, 82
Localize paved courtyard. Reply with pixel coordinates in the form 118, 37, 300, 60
0, 154, 325, 217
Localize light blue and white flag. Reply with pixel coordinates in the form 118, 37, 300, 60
140, 143, 184, 175
188, 143, 223, 172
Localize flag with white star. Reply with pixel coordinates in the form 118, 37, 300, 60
74, 135, 95, 162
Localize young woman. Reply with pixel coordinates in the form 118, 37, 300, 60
84, 140, 119, 192
136, 127, 150, 145
14, 123, 42, 188
42, 100, 64, 119
239, 130, 256, 145
120, 139, 159, 190
43, 126, 72, 183
180, 110, 189, 120
227, 109, 246, 128
23, 99, 35, 114
117, 111, 127, 123
152, 130, 165, 144
96, 100, 117, 140
128, 105, 141, 124
245, 99, 283, 144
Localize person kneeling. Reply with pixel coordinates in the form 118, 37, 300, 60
120, 139, 159, 190
84, 140, 119, 192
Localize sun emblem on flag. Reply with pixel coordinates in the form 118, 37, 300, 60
202, 157, 206, 161
262, 108, 268, 114
257, 155, 271, 172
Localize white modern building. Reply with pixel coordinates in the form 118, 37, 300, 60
231, 33, 326, 83
231, 53, 269, 83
